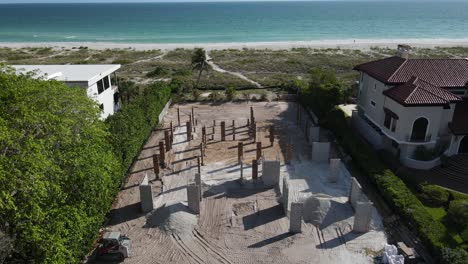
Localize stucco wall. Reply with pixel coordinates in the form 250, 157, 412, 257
357, 73, 388, 125
80, 75, 117, 119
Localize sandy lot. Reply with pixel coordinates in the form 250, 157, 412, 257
100, 101, 387, 264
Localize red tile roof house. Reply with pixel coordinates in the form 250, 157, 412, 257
352, 46, 468, 170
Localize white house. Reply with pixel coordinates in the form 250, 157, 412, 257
352, 46, 468, 169
13, 64, 121, 119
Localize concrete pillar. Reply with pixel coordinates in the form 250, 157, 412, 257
232, 120, 236, 140
187, 184, 200, 214
353, 202, 373, 233
282, 177, 289, 214
349, 177, 363, 209
252, 160, 258, 181
164, 130, 171, 151
262, 160, 280, 187
269, 126, 274, 146
153, 154, 160, 179
289, 202, 303, 233
139, 175, 154, 213
195, 173, 202, 200
256, 142, 262, 160
186, 121, 192, 141
159, 141, 166, 168
309, 126, 320, 142
221, 121, 226, 141
311, 142, 330, 163
177, 108, 180, 126
238, 142, 243, 163
329, 158, 341, 183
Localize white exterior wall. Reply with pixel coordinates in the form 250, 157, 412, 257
358, 73, 389, 125
84, 75, 117, 119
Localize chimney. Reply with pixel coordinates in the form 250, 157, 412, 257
396, 44, 411, 59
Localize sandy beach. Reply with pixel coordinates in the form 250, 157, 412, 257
2, 39, 468, 51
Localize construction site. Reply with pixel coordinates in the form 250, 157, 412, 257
103, 101, 388, 264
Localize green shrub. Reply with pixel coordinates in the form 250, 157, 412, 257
419, 184, 450, 207
461, 228, 468, 243
0, 68, 121, 263
441, 247, 468, 264
146, 66, 169, 78
208, 91, 223, 101
448, 200, 468, 229
225, 86, 236, 101
106, 82, 171, 173
413, 142, 448, 161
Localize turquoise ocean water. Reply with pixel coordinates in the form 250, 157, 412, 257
0, 1, 467, 43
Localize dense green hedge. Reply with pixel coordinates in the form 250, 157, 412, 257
0, 69, 121, 263
106, 82, 171, 175
322, 108, 462, 260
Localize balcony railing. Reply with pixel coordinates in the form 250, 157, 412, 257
406, 134, 432, 143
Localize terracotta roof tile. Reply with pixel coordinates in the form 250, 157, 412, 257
354, 57, 468, 88
383, 77, 462, 106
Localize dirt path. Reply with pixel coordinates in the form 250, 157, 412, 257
205, 50, 263, 88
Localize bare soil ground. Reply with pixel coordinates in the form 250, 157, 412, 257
98, 101, 387, 264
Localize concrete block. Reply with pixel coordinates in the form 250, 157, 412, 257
309, 126, 320, 142
282, 177, 290, 215
329, 158, 341, 183
262, 160, 280, 187
187, 184, 200, 214
311, 142, 330, 163
353, 202, 373, 233
195, 173, 202, 200
139, 175, 154, 213
349, 177, 363, 209
289, 202, 303, 233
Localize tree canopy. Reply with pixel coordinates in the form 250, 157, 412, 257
0, 66, 121, 262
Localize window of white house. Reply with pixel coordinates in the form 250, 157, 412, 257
370, 100, 376, 107
97, 79, 104, 94
103, 76, 110, 89
384, 108, 398, 132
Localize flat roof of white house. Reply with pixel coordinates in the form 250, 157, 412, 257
12, 64, 121, 85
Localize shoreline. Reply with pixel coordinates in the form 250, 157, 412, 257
1, 39, 468, 51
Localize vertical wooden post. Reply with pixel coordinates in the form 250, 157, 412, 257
200, 143, 204, 166
269, 126, 274, 146
240, 159, 244, 180
238, 142, 243, 164
191, 107, 195, 126
153, 154, 160, 179
164, 130, 171, 151
221, 121, 226, 141
159, 141, 166, 168
202, 126, 206, 144
186, 121, 192, 141
256, 142, 262, 160
197, 156, 201, 175
252, 122, 257, 143
170, 121, 174, 144
212, 120, 216, 140
177, 108, 180, 126
305, 120, 309, 143
232, 120, 236, 140
252, 160, 258, 181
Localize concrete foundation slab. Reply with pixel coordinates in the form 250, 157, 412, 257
329, 158, 341, 183
187, 184, 200, 214
289, 202, 303, 233
262, 160, 280, 187
311, 142, 330, 163
139, 175, 154, 213
353, 202, 373, 233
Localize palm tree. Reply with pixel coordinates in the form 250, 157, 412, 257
191, 48, 209, 88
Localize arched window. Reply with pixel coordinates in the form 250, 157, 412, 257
411, 118, 429, 142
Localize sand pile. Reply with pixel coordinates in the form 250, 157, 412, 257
145, 202, 197, 236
